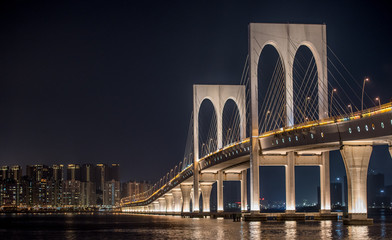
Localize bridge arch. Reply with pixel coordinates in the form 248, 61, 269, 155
257, 43, 287, 133
193, 85, 246, 161
292, 44, 321, 123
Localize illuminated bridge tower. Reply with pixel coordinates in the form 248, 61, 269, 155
192, 85, 246, 213
248, 23, 329, 214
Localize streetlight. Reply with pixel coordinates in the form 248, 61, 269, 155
208, 138, 214, 153
264, 110, 270, 132
361, 77, 369, 116
305, 96, 310, 122
330, 88, 337, 117
348, 104, 353, 117
375, 97, 381, 109
226, 128, 232, 145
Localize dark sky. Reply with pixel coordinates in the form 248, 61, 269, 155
0, 0, 391, 203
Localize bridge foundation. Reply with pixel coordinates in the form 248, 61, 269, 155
340, 144, 373, 225
165, 193, 174, 213
241, 170, 248, 212
180, 184, 192, 213
200, 183, 214, 212
172, 189, 182, 213
217, 171, 224, 212
285, 152, 295, 213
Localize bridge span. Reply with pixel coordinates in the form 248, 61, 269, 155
121, 23, 391, 225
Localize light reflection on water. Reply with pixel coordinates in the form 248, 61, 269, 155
0, 211, 391, 240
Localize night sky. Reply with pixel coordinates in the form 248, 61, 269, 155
0, 0, 391, 204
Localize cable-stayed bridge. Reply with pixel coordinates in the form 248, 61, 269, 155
120, 23, 392, 225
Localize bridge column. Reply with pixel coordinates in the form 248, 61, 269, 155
217, 171, 224, 212
285, 151, 296, 212
180, 184, 192, 213
153, 201, 159, 212
340, 144, 373, 225
249, 25, 261, 214
165, 193, 174, 213
241, 170, 248, 212
320, 152, 331, 213
158, 197, 166, 213
172, 189, 182, 213
200, 183, 213, 212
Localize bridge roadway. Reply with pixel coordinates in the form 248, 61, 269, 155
121, 103, 392, 224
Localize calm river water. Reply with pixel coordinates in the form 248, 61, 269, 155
0, 210, 391, 239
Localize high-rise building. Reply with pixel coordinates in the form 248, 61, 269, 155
63, 180, 81, 206
104, 179, 120, 206
81, 182, 96, 206
109, 164, 120, 181
81, 164, 95, 182
95, 164, 108, 205
0, 166, 9, 180
67, 164, 81, 181
9, 165, 22, 181
52, 165, 64, 182
80, 164, 96, 206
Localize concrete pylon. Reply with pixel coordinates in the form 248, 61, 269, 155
320, 152, 331, 213
285, 152, 295, 212
200, 183, 214, 212
193, 85, 247, 213
180, 184, 192, 213
165, 194, 174, 213
172, 189, 182, 213
217, 171, 224, 212
340, 144, 373, 225
241, 170, 248, 212
158, 197, 166, 213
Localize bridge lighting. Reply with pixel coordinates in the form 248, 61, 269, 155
361, 77, 369, 116
348, 104, 353, 116
305, 97, 311, 122
330, 88, 337, 116
375, 97, 381, 109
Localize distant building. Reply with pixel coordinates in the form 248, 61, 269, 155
104, 180, 120, 206
67, 164, 81, 181
63, 180, 81, 206
0, 166, 9, 180
330, 182, 343, 207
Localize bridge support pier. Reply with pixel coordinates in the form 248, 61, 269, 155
217, 171, 224, 212
153, 201, 159, 212
285, 152, 296, 213
180, 184, 192, 213
241, 170, 248, 212
320, 152, 331, 213
340, 144, 373, 225
200, 183, 214, 212
172, 189, 182, 213
165, 193, 174, 214
158, 197, 166, 213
